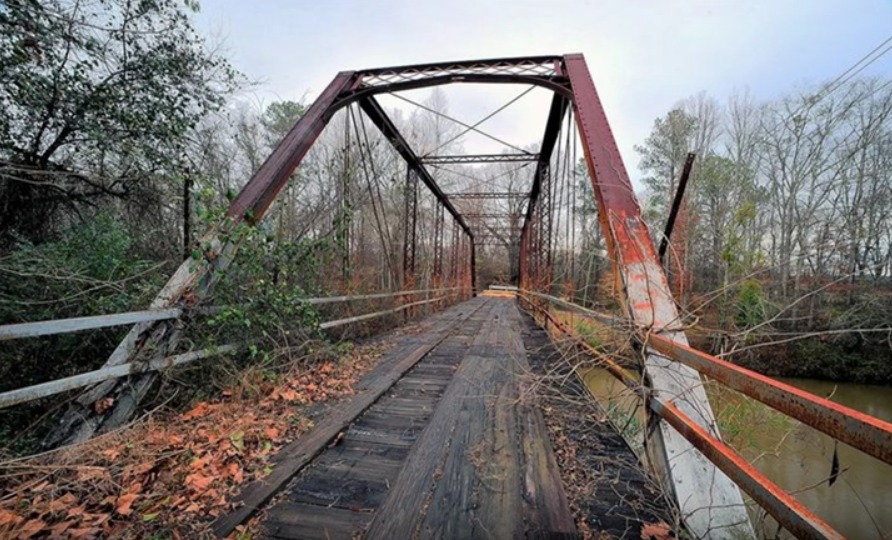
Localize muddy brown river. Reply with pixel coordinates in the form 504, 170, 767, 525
583, 370, 892, 539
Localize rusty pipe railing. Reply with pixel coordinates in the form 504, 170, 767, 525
0, 288, 465, 409
518, 292, 846, 539
521, 290, 892, 467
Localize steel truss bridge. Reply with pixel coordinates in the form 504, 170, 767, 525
2, 54, 890, 540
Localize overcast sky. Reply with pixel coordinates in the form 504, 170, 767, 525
194, 1, 892, 187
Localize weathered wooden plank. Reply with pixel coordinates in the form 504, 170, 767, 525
346, 423, 422, 448
365, 304, 504, 539
503, 302, 577, 536
349, 410, 429, 426
420, 299, 526, 539
312, 453, 406, 482
370, 298, 577, 540
289, 468, 391, 509
264, 502, 372, 540
404, 364, 459, 378
211, 299, 488, 538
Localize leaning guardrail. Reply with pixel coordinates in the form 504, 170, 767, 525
518, 290, 892, 540
0, 287, 461, 409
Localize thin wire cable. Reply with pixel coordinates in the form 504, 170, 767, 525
351, 104, 397, 283
561, 110, 573, 288
817, 34, 892, 102
570, 110, 578, 292
389, 93, 532, 155
430, 86, 536, 155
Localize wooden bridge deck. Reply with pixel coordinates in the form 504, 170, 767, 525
215, 296, 668, 539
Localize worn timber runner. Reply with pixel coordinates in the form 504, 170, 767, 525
214, 296, 667, 539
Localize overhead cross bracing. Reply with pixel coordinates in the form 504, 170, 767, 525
419, 153, 539, 165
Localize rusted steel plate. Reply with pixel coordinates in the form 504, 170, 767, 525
651, 398, 845, 540
649, 334, 892, 466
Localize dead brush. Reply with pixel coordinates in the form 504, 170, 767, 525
0, 339, 390, 539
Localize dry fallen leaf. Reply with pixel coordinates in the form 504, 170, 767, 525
116, 492, 139, 516
49, 519, 76, 536
185, 473, 214, 492
48, 492, 78, 512
641, 521, 676, 540
182, 402, 210, 421
17, 518, 47, 539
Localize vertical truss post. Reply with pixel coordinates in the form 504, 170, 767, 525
339, 138, 352, 284
451, 220, 459, 290
519, 92, 568, 290
533, 206, 542, 290
433, 201, 445, 286
470, 234, 477, 296
540, 163, 554, 292
402, 166, 418, 289
564, 54, 752, 538
519, 223, 528, 290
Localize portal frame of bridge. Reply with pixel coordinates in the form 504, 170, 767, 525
32, 53, 886, 539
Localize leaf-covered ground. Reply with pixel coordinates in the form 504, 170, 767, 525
0, 343, 389, 539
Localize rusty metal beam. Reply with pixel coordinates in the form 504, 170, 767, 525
357, 55, 562, 79
230, 72, 358, 222
358, 97, 472, 238
564, 53, 753, 537
522, 93, 569, 227
520, 295, 843, 540
649, 334, 892, 466
651, 399, 844, 540
0, 308, 183, 340
463, 213, 518, 219
342, 56, 572, 103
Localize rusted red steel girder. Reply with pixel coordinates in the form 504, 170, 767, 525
648, 334, 892, 466
358, 96, 472, 237
564, 53, 752, 536
229, 72, 357, 223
